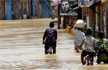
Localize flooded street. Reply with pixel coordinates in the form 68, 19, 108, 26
0, 18, 108, 70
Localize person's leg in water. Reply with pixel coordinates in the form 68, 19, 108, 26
81, 50, 87, 65
86, 52, 94, 65
74, 42, 79, 52
53, 43, 56, 54
81, 56, 86, 65
76, 46, 80, 52
77, 41, 84, 52
53, 47, 56, 54
45, 44, 49, 54
76, 42, 83, 52
89, 56, 94, 65
97, 53, 101, 64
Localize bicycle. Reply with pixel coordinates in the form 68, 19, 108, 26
85, 55, 92, 66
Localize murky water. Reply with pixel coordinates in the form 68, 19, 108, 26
0, 18, 108, 70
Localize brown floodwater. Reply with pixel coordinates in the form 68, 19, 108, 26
0, 18, 108, 70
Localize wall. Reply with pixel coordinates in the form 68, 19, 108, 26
88, 7, 96, 37
5, 0, 7, 19
102, 4, 106, 36
86, 8, 90, 29
96, 6, 99, 31
19, 2, 28, 19
0, 1, 5, 19
32, 0, 37, 16
19, 0, 28, 3
28, 0, 31, 18
106, 2, 108, 38
100, 3, 104, 31
12, 1, 19, 19
63, 15, 77, 28
0, 0, 31, 20
82, 8, 87, 22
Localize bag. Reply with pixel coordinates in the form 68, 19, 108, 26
65, 26, 75, 36
98, 38, 108, 61
99, 54, 108, 61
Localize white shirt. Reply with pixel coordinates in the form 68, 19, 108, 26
71, 28, 85, 46
83, 36, 95, 52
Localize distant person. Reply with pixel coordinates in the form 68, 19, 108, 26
70, 21, 85, 52
42, 22, 57, 54
51, 10, 56, 19
95, 31, 108, 64
80, 29, 95, 65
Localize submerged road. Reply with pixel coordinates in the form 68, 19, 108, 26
0, 19, 108, 70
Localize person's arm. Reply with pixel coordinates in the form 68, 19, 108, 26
42, 30, 47, 44
79, 40, 84, 48
70, 21, 76, 29
77, 40, 84, 52
70, 21, 77, 34
95, 47, 98, 57
93, 40, 96, 56
55, 30, 57, 41
42, 39, 45, 44
93, 40, 96, 50
95, 40, 99, 57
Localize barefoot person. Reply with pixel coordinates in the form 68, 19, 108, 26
42, 22, 57, 54
80, 29, 95, 65
95, 31, 108, 64
70, 21, 85, 52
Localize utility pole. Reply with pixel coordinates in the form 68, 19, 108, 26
58, 4, 61, 29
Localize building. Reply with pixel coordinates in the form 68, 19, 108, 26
39, 0, 52, 18
0, 0, 52, 20
77, 0, 108, 38
0, 0, 31, 20
31, 0, 53, 18
0, 0, 5, 20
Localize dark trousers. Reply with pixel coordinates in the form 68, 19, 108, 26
81, 50, 94, 62
44, 42, 56, 54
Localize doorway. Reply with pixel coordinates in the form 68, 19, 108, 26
12, 1, 19, 19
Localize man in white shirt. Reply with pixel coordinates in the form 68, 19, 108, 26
71, 22, 85, 52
